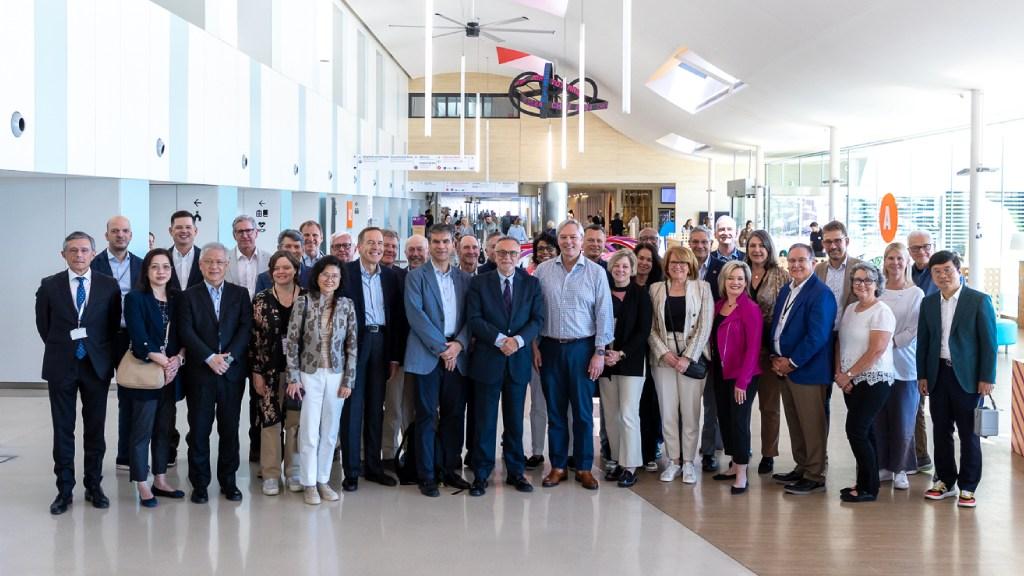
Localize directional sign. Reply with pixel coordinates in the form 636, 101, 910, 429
354, 154, 478, 172
408, 181, 519, 196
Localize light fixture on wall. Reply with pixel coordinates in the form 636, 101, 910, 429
578, 21, 585, 153
622, 0, 631, 114
293, 164, 300, 176
241, 154, 248, 169
10, 111, 25, 137
424, 0, 434, 137
156, 138, 166, 158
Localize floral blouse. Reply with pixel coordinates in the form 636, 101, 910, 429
250, 288, 300, 426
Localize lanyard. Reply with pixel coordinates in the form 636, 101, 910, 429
74, 277, 87, 327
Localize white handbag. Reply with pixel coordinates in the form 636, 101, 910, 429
974, 395, 1000, 438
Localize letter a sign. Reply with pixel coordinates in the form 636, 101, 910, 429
879, 193, 898, 243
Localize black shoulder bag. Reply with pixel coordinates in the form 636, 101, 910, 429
665, 282, 708, 380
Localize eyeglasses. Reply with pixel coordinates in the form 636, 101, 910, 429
822, 237, 847, 246
319, 274, 341, 281
667, 261, 688, 267
496, 250, 520, 258
536, 245, 556, 252
638, 235, 658, 242
234, 228, 256, 236
851, 278, 875, 286
202, 259, 228, 267
931, 266, 958, 276
332, 243, 353, 250
908, 244, 933, 253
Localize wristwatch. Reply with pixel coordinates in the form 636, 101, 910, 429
595, 349, 606, 356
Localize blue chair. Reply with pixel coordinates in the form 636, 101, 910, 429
995, 318, 1017, 355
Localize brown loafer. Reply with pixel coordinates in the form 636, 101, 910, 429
575, 471, 600, 490
542, 468, 568, 487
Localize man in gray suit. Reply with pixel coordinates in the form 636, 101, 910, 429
404, 224, 473, 497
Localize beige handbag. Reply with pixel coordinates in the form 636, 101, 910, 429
116, 323, 170, 390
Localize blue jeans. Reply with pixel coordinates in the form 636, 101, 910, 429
539, 337, 596, 471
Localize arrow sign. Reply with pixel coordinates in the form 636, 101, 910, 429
258, 200, 266, 207
193, 199, 202, 207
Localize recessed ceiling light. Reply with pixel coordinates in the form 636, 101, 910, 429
647, 47, 744, 114
656, 133, 708, 154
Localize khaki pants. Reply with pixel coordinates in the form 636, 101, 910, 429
260, 378, 301, 481
779, 378, 829, 482
757, 353, 784, 458
653, 366, 705, 463
382, 368, 416, 459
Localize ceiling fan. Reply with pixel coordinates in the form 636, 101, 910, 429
390, 14, 555, 43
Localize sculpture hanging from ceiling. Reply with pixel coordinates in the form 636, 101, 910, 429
508, 62, 608, 119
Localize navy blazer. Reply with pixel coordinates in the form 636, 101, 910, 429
403, 261, 471, 375
254, 265, 312, 295
916, 286, 997, 394
35, 270, 122, 382
769, 274, 837, 385
124, 290, 181, 359
705, 250, 745, 301
343, 260, 407, 364
176, 281, 252, 385
168, 246, 203, 293
466, 269, 545, 385
91, 249, 143, 290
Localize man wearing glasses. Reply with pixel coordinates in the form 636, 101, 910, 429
814, 220, 862, 420
907, 230, 938, 297
465, 237, 545, 496
331, 231, 355, 263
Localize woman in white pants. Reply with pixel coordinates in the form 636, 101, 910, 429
648, 246, 713, 485
600, 250, 653, 487
286, 256, 358, 505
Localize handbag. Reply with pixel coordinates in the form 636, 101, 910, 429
116, 321, 170, 390
974, 394, 1000, 438
664, 281, 708, 380
283, 295, 309, 412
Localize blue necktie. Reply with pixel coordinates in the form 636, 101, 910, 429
503, 278, 512, 316
75, 277, 87, 359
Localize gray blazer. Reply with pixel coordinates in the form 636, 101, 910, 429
285, 294, 358, 388
226, 247, 272, 292
403, 261, 471, 376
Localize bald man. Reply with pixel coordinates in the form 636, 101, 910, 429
458, 235, 481, 275
637, 227, 659, 247
91, 216, 144, 471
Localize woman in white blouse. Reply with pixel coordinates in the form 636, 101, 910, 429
833, 262, 895, 503
876, 242, 924, 490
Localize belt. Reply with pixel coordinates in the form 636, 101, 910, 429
446, 336, 457, 342
941, 358, 953, 367
365, 324, 384, 333
544, 336, 592, 344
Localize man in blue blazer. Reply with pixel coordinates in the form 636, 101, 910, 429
36, 232, 123, 514
465, 237, 545, 496
916, 251, 997, 508
90, 216, 144, 471
253, 229, 312, 293
404, 224, 472, 497
768, 244, 837, 496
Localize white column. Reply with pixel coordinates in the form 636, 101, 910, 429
968, 89, 984, 289
828, 126, 839, 221
706, 157, 716, 223
754, 145, 765, 229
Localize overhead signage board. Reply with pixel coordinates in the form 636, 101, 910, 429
408, 181, 520, 196
354, 154, 478, 172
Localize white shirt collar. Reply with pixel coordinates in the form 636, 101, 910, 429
68, 268, 93, 281
942, 285, 963, 303
828, 256, 849, 272
235, 247, 257, 261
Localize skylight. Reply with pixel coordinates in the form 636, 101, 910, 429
656, 133, 708, 155
646, 48, 745, 114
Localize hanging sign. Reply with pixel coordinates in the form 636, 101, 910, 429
354, 154, 478, 172
408, 181, 519, 195
879, 193, 899, 243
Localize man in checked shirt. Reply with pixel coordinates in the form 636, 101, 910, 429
533, 219, 614, 490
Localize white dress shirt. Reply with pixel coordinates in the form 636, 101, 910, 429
67, 268, 93, 320
494, 270, 525, 349
939, 285, 962, 360
825, 257, 848, 331
773, 276, 808, 357
232, 247, 260, 298
433, 263, 458, 338
173, 245, 195, 288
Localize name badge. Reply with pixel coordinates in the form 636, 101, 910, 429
70, 327, 88, 341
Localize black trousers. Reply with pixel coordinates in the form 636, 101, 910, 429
414, 361, 467, 482
125, 384, 177, 482
639, 370, 662, 463
186, 377, 244, 489
930, 363, 983, 492
48, 357, 109, 496
844, 381, 892, 496
341, 331, 388, 477
112, 329, 131, 464
471, 369, 528, 481
714, 372, 759, 466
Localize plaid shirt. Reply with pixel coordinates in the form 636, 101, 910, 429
534, 254, 613, 346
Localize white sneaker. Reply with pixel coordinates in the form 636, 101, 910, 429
644, 461, 659, 473
879, 469, 893, 482
894, 472, 910, 490
261, 478, 280, 496
287, 476, 303, 493
681, 462, 697, 484
604, 459, 619, 472
317, 482, 339, 502
303, 486, 321, 505
660, 463, 681, 482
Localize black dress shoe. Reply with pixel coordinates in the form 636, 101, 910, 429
152, 487, 185, 499
366, 471, 398, 487
840, 486, 858, 496
840, 490, 877, 503
49, 494, 72, 515
712, 473, 737, 481
772, 469, 803, 484
604, 466, 624, 482
506, 475, 534, 493
525, 455, 545, 470
190, 488, 209, 504
701, 455, 719, 472
443, 473, 471, 490
342, 477, 359, 492
140, 496, 159, 508
731, 482, 749, 495
419, 481, 440, 497
221, 485, 243, 502
784, 479, 827, 495
469, 480, 487, 497
617, 470, 638, 488
85, 487, 110, 509
757, 457, 774, 475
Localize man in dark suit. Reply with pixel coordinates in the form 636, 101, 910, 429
477, 231, 501, 274
339, 227, 406, 491
465, 237, 545, 496
177, 242, 253, 503
35, 231, 122, 514
917, 251, 997, 508
90, 216, 144, 472
167, 210, 203, 467
404, 224, 473, 497
768, 243, 837, 496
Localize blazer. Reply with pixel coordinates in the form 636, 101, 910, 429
705, 249, 745, 301
226, 247, 272, 288
284, 294, 358, 387
916, 286, 997, 394
254, 265, 312, 295
648, 277, 714, 367
769, 274, 837, 385
176, 281, 252, 385
814, 256, 864, 311
91, 249, 143, 290
602, 282, 653, 378
403, 261, 471, 376
169, 245, 203, 293
478, 260, 497, 275
466, 269, 545, 385
713, 293, 763, 390
342, 260, 407, 364
124, 290, 181, 359
35, 270, 122, 382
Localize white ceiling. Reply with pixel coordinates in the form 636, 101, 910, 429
349, 0, 1024, 157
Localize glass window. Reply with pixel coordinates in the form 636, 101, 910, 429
409, 94, 425, 118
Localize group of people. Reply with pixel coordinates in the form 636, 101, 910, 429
35, 208, 997, 515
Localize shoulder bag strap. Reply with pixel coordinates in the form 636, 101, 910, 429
664, 283, 683, 357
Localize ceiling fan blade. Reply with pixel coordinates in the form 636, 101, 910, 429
389, 24, 463, 29
480, 31, 507, 43
479, 16, 528, 28
434, 13, 466, 27
433, 30, 465, 39
486, 28, 556, 34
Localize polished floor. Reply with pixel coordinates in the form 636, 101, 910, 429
2, 346, 1023, 576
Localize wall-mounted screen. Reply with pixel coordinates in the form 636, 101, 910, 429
660, 186, 676, 204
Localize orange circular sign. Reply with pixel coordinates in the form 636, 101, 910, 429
879, 193, 899, 243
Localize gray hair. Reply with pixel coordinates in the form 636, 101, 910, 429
201, 241, 229, 257
277, 228, 302, 247
690, 225, 713, 239
232, 214, 257, 231
715, 215, 737, 230
63, 231, 96, 252
850, 261, 885, 297
556, 219, 583, 237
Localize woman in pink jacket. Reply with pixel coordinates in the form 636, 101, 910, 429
709, 261, 763, 494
